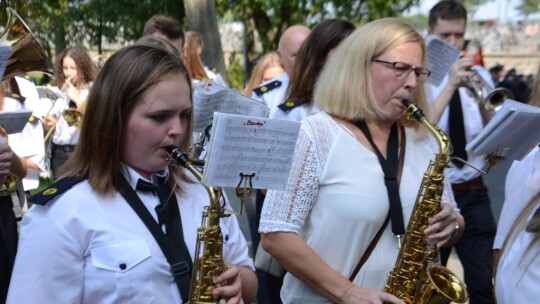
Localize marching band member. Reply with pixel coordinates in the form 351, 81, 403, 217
8, 43, 256, 304
44, 47, 96, 179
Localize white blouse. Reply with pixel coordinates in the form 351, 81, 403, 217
259, 112, 457, 303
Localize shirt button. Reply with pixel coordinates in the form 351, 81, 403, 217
119, 263, 127, 270
224, 234, 229, 241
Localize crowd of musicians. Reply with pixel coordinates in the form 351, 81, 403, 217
0, 1, 539, 303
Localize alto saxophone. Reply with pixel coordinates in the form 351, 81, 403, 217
167, 148, 229, 304
384, 100, 469, 304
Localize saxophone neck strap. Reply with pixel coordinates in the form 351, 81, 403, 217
116, 174, 191, 303
354, 120, 407, 237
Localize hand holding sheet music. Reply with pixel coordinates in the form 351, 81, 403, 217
466, 99, 540, 160
192, 82, 270, 133
202, 113, 300, 190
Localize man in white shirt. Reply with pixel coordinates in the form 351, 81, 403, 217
251, 24, 310, 118
426, 1, 497, 303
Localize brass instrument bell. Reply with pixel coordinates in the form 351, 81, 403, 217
62, 108, 83, 127
464, 67, 514, 115
0, 8, 54, 80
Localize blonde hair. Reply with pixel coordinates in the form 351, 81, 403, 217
183, 31, 208, 81
243, 52, 283, 96
315, 18, 429, 131
529, 64, 540, 107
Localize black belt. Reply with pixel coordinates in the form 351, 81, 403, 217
452, 176, 487, 192
53, 144, 76, 153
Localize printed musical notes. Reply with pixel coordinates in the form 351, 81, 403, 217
426, 35, 460, 87
192, 81, 270, 132
202, 113, 300, 190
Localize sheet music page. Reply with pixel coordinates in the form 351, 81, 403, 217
36, 85, 66, 100
0, 44, 11, 80
426, 35, 460, 87
192, 85, 270, 133
0, 108, 33, 134
202, 112, 300, 189
466, 99, 540, 160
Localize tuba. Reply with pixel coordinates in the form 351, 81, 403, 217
384, 100, 469, 304
167, 147, 229, 303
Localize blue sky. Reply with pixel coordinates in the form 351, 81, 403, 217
407, 0, 523, 23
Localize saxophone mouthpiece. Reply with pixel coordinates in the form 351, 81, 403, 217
401, 99, 413, 107
166, 147, 190, 168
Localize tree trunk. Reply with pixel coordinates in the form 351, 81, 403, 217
183, 0, 228, 85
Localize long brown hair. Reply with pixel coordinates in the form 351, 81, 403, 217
183, 31, 208, 81
60, 44, 193, 195
54, 47, 96, 88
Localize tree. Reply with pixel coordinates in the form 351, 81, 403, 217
215, 0, 421, 68
516, 0, 540, 18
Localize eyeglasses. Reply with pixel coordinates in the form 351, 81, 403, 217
373, 59, 431, 83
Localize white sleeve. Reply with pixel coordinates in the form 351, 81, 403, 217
7, 205, 84, 303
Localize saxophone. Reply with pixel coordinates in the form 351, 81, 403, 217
167, 148, 229, 304
384, 100, 469, 304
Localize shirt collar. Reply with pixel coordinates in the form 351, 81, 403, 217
120, 163, 169, 189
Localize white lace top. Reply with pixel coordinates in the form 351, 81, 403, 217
259, 111, 457, 303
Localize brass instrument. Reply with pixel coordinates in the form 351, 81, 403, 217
167, 147, 229, 304
62, 108, 83, 127
0, 173, 18, 197
0, 8, 54, 80
463, 67, 513, 115
384, 100, 468, 304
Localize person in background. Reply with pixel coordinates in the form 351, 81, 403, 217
142, 14, 184, 53
426, 2, 497, 303
184, 31, 227, 87
489, 64, 504, 87
7, 44, 257, 303
493, 65, 540, 303
260, 17, 464, 304
251, 24, 310, 118
243, 52, 285, 97
44, 47, 96, 179
274, 18, 355, 121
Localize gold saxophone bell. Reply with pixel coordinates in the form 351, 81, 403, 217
62, 108, 83, 127
1, 173, 19, 197
0, 8, 55, 80
463, 68, 514, 115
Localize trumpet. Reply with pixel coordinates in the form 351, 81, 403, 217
463, 67, 514, 115
0, 173, 18, 197
62, 108, 83, 127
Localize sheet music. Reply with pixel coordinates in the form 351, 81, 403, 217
0, 44, 11, 80
0, 109, 32, 134
466, 99, 540, 160
36, 85, 66, 100
192, 84, 270, 133
202, 112, 300, 189
426, 35, 460, 87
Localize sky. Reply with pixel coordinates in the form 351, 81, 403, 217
407, 0, 523, 23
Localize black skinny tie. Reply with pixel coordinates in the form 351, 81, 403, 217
449, 90, 468, 168
135, 179, 191, 256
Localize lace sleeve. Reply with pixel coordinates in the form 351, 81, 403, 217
259, 118, 329, 234
442, 177, 460, 213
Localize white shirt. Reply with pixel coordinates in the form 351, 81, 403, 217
204, 67, 228, 88
494, 146, 540, 249
272, 102, 320, 122
7, 166, 254, 303
251, 73, 289, 118
3, 97, 45, 191
50, 85, 90, 145
259, 112, 457, 303
495, 199, 540, 303
426, 72, 486, 183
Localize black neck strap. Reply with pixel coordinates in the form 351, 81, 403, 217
117, 174, 191, 302
354, 121, 406, 237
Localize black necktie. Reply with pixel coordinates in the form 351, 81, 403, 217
449, 89, 467, 168
136, 179, 192, 259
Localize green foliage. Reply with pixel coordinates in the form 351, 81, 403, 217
226, 51, 246, 91
516, 0, 540, 17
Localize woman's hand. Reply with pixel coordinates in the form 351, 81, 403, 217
212, 265, 243, 304
424, 203, 464, 248
44, 114, 58, 130
339, 284, 405, 304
